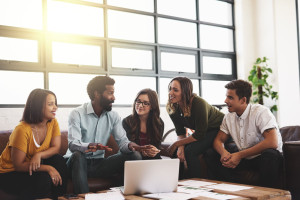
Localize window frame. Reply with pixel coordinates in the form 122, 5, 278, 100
0, 0, 237, 107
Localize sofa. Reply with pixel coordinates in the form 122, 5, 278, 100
0, 126, 299, 198
164, 126, 300, 193
0, 130, 170, 199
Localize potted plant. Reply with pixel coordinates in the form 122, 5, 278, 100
248, 57, 278, 113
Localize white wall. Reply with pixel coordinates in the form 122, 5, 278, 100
235, 0, 300, 127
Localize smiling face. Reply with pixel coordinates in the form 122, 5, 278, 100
43, 94, 57, 121
224, 89, 247, 116
168, 80, 182, 104
135, 94, 151, 117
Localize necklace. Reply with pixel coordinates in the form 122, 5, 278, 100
33, 125, 47, 145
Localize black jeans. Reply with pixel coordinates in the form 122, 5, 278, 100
0, 154, 67, 200
175, 128, 219, 179
205, 147, 283, 188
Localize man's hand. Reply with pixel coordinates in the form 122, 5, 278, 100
86, 143, 112, 152
220, 150, 232, 164
222, 152, 241, 168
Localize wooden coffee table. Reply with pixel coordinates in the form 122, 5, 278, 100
58, 178, 291, 200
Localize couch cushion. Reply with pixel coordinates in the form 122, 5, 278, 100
280, 126, 300, 142
0, 131, 11, 155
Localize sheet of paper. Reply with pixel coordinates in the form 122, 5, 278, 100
194, 191, 241, 200
205, 183, 253, 192
143, 192, 201, 200
177, 185, 212, 194
178, 180, 217, 187
85, 191, 124, 200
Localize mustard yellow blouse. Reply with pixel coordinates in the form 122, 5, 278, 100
0, 119, 60, 173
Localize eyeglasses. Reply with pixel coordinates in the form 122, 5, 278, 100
135, 100, 151, 107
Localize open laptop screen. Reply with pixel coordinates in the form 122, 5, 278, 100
122, 158, 180, 195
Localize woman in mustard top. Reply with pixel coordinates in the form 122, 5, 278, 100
0, 89, 67, 199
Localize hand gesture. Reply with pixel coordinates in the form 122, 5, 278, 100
29, 152, 42, 175
86, 143, 112, 152
176, 146, 185, 162
128, 142, 151, 152
222, 152, 241, 168
141, 145, 161, 157
167, 141, 179, 157
48, 166, 62, 186
220, 151, 232, 164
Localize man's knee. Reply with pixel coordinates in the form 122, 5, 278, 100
261, 148, 282, 160
67, 151, 86, 168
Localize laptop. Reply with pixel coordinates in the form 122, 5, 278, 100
121, 158, 180, 195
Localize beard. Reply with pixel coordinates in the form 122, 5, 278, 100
100, 96, 114, 111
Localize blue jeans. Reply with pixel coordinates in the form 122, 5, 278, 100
66, 151, 142, 194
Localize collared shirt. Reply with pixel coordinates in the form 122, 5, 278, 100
65, 102, 131, 159
220, 104, 282, 159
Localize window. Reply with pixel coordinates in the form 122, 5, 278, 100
0, 0, 236, 107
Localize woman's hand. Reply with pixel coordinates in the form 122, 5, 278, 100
177, 146, 185, 162
142, 145, 160, 157
48, 166, 62, 186
167, 141, 179, 157
29, 152, 42, 175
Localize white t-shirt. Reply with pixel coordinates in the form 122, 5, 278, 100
220, 104, 282, 159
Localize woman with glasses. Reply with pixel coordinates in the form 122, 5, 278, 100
167, 77, 224, 178
122, 88, 164, 159
0, 89, 67, 200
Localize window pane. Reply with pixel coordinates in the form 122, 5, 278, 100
157, 0, 196, 19
161, 52, 196, 73
112, 47, 152, 70
49, 73, 95, 104
200, 25, 234, 52
201, 80, 228, 105
107, 0, 153, 12
0, 0, 42, 29
52, 42, 101, 66
160, 78, 199, 105
108, 10, 154, 43
0, 37, 38, 62
0, 71, 43, 104
158, 18, 197, 48
199, 0, 232, 26
203, 56, 232, 75
112, 76, 156, 104
47, 0, 104, 37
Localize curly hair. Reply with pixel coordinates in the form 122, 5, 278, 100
22, 89, 57, 123
125, 88, 163, 147
225, 79, 252, 104
166, 77, 195, 117
87, 76, 115, 100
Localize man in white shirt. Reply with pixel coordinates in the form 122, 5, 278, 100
205, 79, 283, 188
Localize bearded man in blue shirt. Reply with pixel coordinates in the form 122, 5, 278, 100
65, 76, 146, 194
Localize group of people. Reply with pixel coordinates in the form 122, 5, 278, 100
0, 76, 283, 199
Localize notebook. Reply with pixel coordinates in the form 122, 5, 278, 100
121, 158, 180, 195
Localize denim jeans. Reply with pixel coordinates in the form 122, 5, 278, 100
66, 151, 142, 194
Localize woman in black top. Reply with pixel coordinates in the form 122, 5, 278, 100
123, 88, 164, 159
167, 77, 224, 178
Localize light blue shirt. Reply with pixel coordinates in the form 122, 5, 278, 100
65, 102, 131, 159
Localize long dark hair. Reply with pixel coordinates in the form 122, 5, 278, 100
22, 89, 57, 124
166, 77, 195, 117
125, 88, 163, 147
